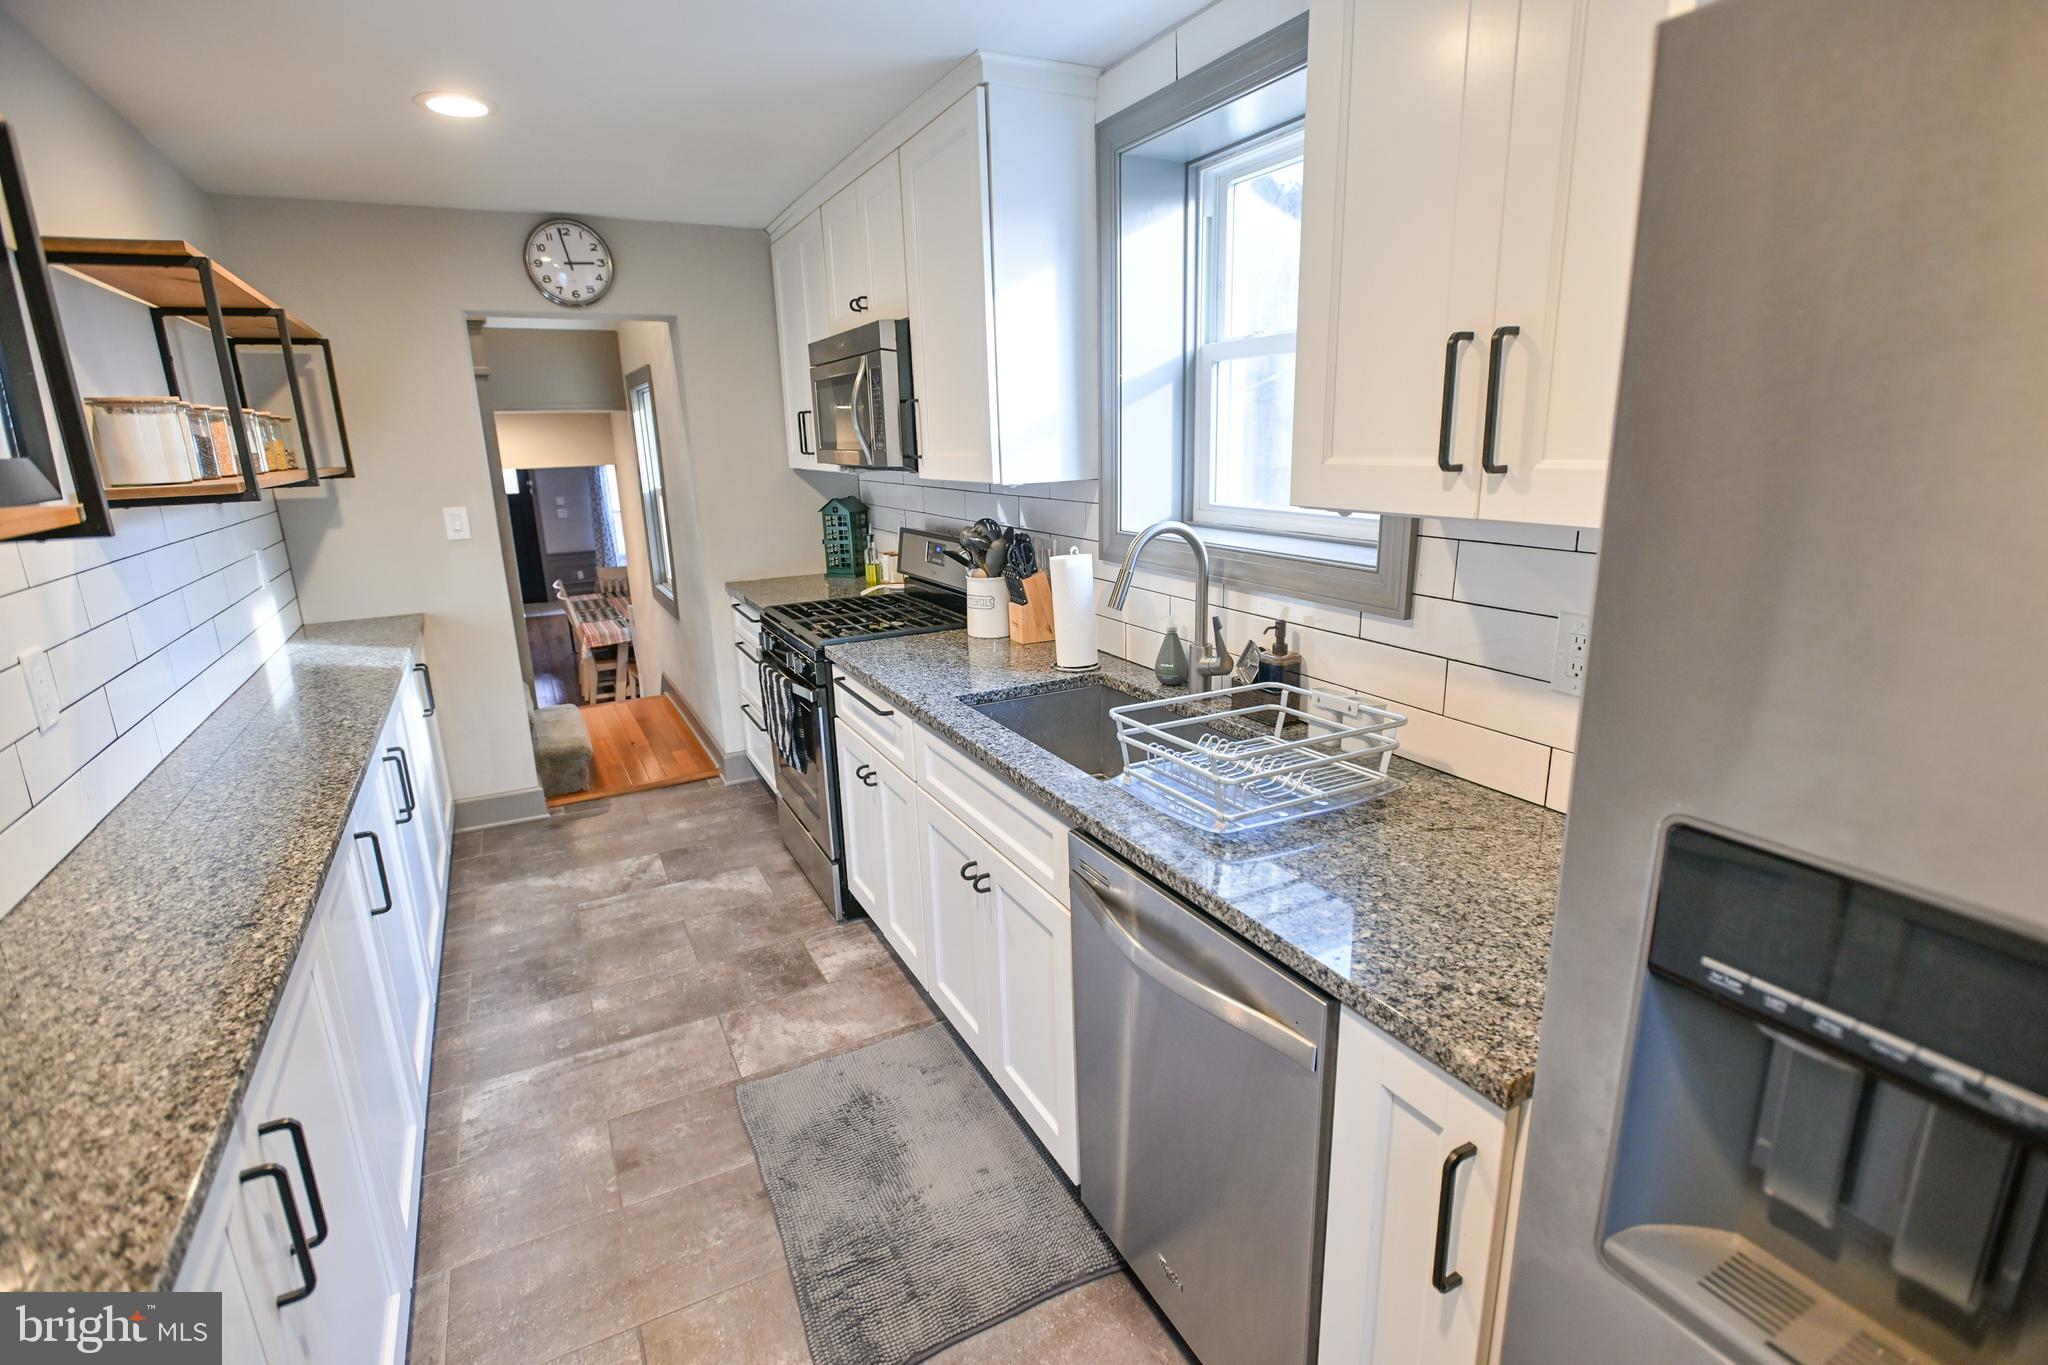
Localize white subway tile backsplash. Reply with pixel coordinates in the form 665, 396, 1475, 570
51, 619, 136, 707
165, 622, 221, 687
127, 593, 192, 658
0, 775, 92, 910
1418, 517, 1580, 551
16, 693, 114, 803
1453, 541, 1598, 617
180, 567, 231, 623
0, 668, 33, 748
0, 544, 26, 596
0, 746, 27, 829
1443, 661, 1581, 750
1545, 749, 1575, 813
1414, 536, 1458, 598
105, 650, 177, 734
77, 539, 203, 624
0, 578, 92, 660
1354, 593, 1559, 681
1288, 624, 1449, 714
1390, 707, 1553, 804
82, 721, 161, 818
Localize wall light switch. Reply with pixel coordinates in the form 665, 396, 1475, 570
442, 506, 471, 541
1552, 613, 1591, 697
19, 646, 61, 732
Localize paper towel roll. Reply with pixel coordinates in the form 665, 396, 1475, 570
1049, 549, 1098, 671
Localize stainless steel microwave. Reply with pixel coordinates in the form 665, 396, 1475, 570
807, 318, 917, 469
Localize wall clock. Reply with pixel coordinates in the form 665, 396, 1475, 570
524, 218, 614, 307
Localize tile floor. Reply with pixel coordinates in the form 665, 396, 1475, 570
412, 776, 1189, 1364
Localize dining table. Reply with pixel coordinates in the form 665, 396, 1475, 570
564, 591, 633, 652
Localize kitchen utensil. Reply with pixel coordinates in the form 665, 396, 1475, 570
1007, 571, 1056, 644
985, 530, 1011, 577
965, 572, 1010, 639
1233, 638, 1262, 686
939, 546, 975, 569
1005, 531, 1038, 605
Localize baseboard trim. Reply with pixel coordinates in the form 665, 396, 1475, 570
660, 674, 724, 767
454, 785, 550, 830
723, 750, 760, 784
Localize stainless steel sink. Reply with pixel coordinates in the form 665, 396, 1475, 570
969, 684, 1149, 779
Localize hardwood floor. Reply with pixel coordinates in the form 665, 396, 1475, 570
549, 695, 720, 809
412, 782, 1188, 1364
527, 610, 578, 708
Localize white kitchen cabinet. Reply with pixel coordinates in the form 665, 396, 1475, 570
173, 655, 449, 1365
912, 784, 1079, 1181
732, 601, 776, 790
898, 82, 1097, 486
1319, 1009, 1524, 1365
228, 943, 405, 1365
1292, 0, 1687, 528
821, 153, 908, 334
769, 212, 835, 470
358, 735, 434, 1099
397, 657, 449, 908
983, 845, 1078, 1178
835, 721, 928, 987
916, 789, 998, 1057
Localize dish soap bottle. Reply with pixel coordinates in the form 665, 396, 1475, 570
1260, 620, 1304, 694
1154, 624, 1189, 686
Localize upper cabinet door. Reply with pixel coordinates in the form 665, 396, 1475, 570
823, 153, 909, 335
769, 213, 833, 469
901, 88, 1000, 483
1481, 0, 1692, 528
1292, 0, 1520, 521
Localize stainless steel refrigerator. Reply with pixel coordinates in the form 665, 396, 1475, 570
1504, 2, 2048, 1361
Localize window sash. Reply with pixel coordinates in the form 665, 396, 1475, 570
628, 382, 674, 596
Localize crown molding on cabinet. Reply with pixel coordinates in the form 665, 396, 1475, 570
765, 51, 1099, 242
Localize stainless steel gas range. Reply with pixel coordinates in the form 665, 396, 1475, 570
748, 529, 966, 918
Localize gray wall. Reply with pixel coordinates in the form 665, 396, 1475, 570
487, 328, 627, 412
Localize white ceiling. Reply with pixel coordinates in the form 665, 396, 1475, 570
4, 0, 1205, 228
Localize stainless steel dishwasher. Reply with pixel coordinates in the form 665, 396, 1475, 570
1069, 832, 1335, 1365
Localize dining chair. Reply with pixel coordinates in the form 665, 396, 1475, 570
595, 565, 629, 599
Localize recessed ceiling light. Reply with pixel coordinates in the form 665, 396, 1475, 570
415, 91, 495, 119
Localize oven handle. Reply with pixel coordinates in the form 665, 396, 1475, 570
851, 354, 875, 465
1074, 862, 1319, 1072
759, 655, 816, 705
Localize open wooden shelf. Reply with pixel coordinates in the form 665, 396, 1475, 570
314, 466, 351, 479
257, 468, 309, 488
0, 502, 87, 538
106, 475, 247, 502
42, 237, 322, 339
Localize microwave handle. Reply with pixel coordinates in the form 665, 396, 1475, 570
851, 354, 875, 465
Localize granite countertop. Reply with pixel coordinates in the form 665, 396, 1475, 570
825, 633, 1565, 1108
0, 616, 425, 1292
727, 573, 875, 611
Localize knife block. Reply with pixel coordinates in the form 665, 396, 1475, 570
1008, 572, 1056, 644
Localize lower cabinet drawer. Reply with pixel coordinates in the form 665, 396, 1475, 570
741, 699, 776, 789
915, 728, 1071, 906
835, 670, 911, 771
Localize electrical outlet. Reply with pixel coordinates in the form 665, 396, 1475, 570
19, 646, 61, 732
442, 506, 471, 541
1552, 612, 1591, 697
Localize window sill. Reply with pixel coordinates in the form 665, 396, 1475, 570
1100, 517, 1415, 620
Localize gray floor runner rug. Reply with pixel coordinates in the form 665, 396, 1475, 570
736, 1024, 1120, 1365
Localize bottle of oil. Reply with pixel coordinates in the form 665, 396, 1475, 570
864, 532, 880, 586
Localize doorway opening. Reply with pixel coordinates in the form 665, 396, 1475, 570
471, 319, 717, 806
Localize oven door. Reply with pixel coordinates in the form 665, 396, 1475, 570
810, 351, 902, 468
757, 654, 835, 860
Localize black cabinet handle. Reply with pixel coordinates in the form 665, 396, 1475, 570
353, 831, 392, 915
734, 639, 762, 665
257, 1118, 329, 1248
740, 702, 766, 734
239, 1163, 317, 1306
1480, 325, 1518, 476
855, 763, 877, 787
959, 860, 991, 894
1432, 1141, 1479, 1293
839, 680, 895, 718
1437, 331, 1474, 473
796, 408, 813, 456
414, 662, 436, 716
385, 749, 415, 822
385, 746, 417, 823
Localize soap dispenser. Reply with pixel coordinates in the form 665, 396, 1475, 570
1154, 624, 1190, 686
1259, 621, 1303, 694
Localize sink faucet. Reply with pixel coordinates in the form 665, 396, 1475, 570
1109, 520, 1232, 692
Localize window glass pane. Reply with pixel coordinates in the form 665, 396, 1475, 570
1207, 350, 1295, 511
1221, 157, 1302, 340
629, 383, 672, 591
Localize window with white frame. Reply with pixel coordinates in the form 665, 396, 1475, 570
625, 367, 678, 615
1099, 16, 1412, 615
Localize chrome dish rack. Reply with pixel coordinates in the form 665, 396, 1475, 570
1109, 682, 1407, 833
